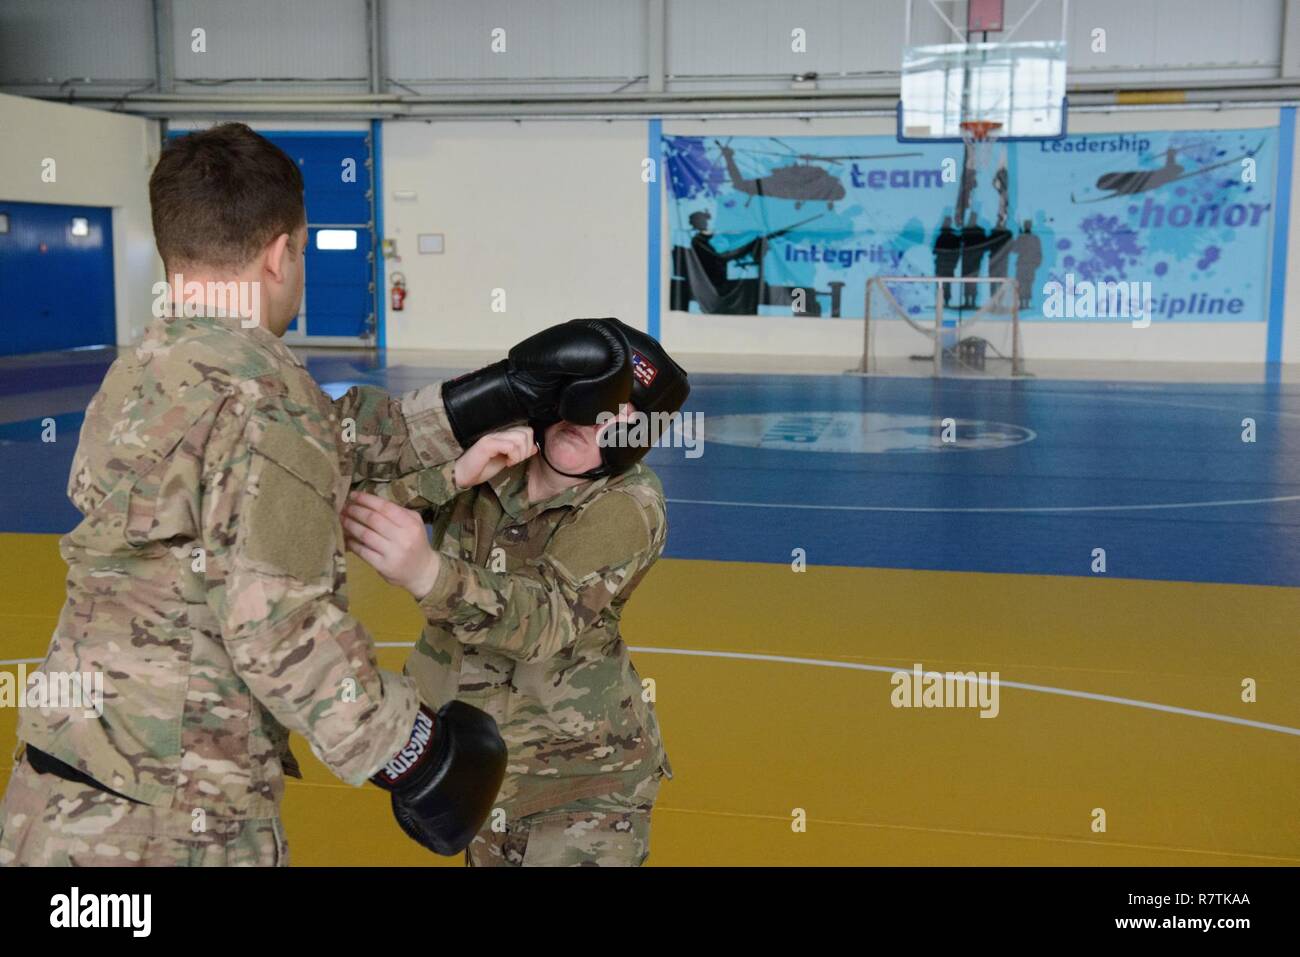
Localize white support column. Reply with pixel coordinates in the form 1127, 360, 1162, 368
152, 0, 173, 94
1283, 0, 1300, 79
367, 0, 386, 95
647, 0, 666, 94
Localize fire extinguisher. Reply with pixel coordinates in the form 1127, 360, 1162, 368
390, 272, 407, 312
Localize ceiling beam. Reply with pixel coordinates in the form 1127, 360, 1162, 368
152, 0, 174, 95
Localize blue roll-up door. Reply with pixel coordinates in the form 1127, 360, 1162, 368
267, 132, 375, 344
0, 201, 115, 356
167, 129, 376, 346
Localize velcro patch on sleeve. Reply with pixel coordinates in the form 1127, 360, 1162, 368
244, 459, 338, 582
547, 491, 652, 584
252, 422, 339, 498
244, 421, 341, 582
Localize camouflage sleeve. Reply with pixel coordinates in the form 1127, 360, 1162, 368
416, 489, 663, 663
358, 460, 462, 510
332, 383, 463, 484
202, 396, 420, 786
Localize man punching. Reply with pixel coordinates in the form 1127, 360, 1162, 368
0, 123, 633, 866
343, 320, 688, 866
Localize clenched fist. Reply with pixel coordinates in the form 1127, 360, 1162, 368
453, 425, 538, 490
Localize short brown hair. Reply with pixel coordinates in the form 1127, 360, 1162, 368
150, 123, 305, 271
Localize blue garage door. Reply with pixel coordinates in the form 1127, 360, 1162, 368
0, 201, 115, 356
264, 132, 376, 345
167, 129, 376, 346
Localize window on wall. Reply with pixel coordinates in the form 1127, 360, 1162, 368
316, 229, 358, 251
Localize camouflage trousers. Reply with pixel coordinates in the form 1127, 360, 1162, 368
0, 753, 288, 867
467, 771, 662, 867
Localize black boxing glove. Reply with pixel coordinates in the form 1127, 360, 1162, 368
371, 700, 507, 856
441, 318, 632, 449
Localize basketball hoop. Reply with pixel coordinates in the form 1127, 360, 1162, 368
960, 120, 1003, 171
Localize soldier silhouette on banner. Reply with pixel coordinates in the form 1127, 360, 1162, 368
960, 212, 989, 308
1013, 220, 1043, 309
933, 216, 962, 305
987, 214, 1014, 304
682, 210, 763, 314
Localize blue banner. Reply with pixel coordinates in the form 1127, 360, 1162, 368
663, 128, 1276, 321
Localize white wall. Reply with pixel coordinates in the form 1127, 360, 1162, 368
0, 92, 161, 346
380, 120, 649, 351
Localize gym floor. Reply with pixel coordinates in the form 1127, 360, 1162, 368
2, 347, 1297, 865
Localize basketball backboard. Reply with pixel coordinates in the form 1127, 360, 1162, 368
897, 0, 1069, 143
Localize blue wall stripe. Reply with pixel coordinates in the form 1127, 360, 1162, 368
1266, 106, 1294, 371
647, 117, 663, 340
372, 119, 387, 355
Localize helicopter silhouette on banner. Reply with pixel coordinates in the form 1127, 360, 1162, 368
713, 137, 923, 210
663, 136, 926, 317
1070, 139, 1265, 204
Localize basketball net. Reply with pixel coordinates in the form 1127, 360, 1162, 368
959, 120, 1003, 174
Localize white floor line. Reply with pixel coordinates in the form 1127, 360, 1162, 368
1081, 391, 1300, 421
10, 645, 1294, 737
377, 641, 1296, 737
625, 647, 1300, 738
665, 494, 1300, 514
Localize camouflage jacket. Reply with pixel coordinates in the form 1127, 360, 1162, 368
371, 460, 672, 818
16, 313, 461, 819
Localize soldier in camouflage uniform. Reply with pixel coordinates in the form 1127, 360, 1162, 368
344, 321, 689, 866
0, 125, 624, 866
0, 310, 463, 866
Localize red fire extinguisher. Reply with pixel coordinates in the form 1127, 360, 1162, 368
390, 272, 407, 312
